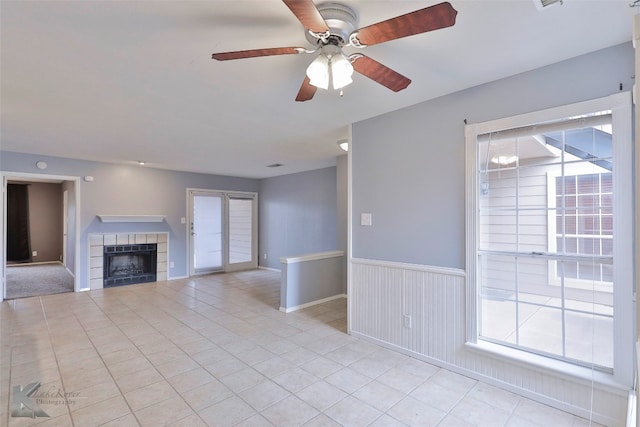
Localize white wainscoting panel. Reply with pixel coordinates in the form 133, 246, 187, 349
350, 258, 628, 426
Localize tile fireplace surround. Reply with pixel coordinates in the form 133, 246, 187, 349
89, 233, 168, 289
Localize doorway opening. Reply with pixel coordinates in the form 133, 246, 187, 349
2, 173, 80, 300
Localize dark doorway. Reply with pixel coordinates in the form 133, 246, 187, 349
7, 183, 31, 262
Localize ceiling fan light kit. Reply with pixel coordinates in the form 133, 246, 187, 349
331, 54, 353, 89
306, 54, 330, 89
306, 43, 354, 90
211, 0, 458, 101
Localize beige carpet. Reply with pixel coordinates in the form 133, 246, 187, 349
6, 263, 74, 299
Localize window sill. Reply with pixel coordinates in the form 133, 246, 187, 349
464, 341, 630, 393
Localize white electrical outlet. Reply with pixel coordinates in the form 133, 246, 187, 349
32, 251, 37, 257
263, 253, 267, 260
170, 262, 175, 268
403, 314, 412, 329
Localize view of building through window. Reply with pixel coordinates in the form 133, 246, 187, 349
475, 111, 615, 370
554, 173, 613, 283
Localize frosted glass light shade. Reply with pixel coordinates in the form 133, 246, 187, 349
306, 55, 330, 90
306, 44, 354, 91
331, 55, 353, 90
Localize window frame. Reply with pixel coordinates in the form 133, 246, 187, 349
465, 92, 634, 386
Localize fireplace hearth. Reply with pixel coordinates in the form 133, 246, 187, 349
103, 243, 157, 287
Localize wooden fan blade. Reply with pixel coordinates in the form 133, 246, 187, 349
353, 2, 457, 47
212, 47, 305, 61
295, 76, 317, 102
282, 0, 329, 33
351, 55, 411, 92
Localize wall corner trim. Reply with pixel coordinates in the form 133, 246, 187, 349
280, 250, 344, 264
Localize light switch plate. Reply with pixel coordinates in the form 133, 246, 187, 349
361, 213, 372, 226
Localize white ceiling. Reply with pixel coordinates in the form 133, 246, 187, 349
1, 1, 636, 178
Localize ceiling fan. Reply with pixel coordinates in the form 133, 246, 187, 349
211, 0, 458, 102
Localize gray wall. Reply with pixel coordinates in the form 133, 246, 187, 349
1, 151, 259, 287
27, 182, 63, 263
352, 42, 634, 269
259, 167, 337, 270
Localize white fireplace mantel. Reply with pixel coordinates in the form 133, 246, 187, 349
97, 215, 166, 223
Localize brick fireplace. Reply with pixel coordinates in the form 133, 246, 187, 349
89, 233, 168, 289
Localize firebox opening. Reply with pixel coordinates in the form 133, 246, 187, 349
103, 243, 157, 287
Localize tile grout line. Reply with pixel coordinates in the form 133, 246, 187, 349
80, 291, 146, 426
38, 295, 76, 427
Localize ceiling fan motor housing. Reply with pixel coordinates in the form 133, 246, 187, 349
305, 2, 358, 46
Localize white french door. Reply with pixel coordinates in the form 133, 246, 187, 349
190, 191, 224, 275
188, 190, 257, 276
225, 194, 257, 272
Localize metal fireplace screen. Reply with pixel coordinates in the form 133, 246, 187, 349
103, 243, 157, 287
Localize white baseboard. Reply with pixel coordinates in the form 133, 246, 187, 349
280, 293, 346, 313
7, 261, 60, 267
168, 275, 188, 280
258, 266, 281, 273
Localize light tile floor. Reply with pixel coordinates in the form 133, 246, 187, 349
0, 270, 604, 426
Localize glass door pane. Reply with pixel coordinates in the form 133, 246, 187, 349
225, 195, 257, 272
228, 198, 252, 264
191, 193, 223, 274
